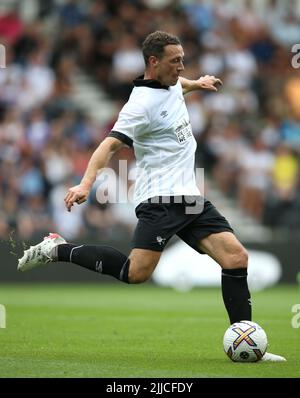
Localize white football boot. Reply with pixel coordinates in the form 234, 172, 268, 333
261, 352, 286, 362
17, 233, 66, 272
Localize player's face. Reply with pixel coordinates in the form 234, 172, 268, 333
155, 45, 185, 86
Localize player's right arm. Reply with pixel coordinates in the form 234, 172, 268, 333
64, 137, 125, 212
65, 99, 143, 211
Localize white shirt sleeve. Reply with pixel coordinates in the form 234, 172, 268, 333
109, 101, 148, 147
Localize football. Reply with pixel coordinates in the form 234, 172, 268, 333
223, 320, 268, 362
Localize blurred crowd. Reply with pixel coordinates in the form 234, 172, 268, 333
1, 0, 300, 242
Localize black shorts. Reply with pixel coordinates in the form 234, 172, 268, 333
132, 196, 234, 253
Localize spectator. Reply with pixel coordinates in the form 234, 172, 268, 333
272, 144, 299, 201
211, 122, 247, 196
237, 137, 274, 220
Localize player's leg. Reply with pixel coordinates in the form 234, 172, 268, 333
128, 248, 162, 283
198, 231, 286, 362
17, 232, 162, 284
177, 198, 286, 361
55, 243, 161, 284
17, 199, 170, 282
177, 199, 250, 325
198, 231, 248, 269
198, 231, 251, 325
53, 200, 168, 282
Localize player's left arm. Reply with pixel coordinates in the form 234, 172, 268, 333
179, 75, 223, 95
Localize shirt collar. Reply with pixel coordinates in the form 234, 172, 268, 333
133, 75, 169, 90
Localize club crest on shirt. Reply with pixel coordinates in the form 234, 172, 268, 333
156, 236, 166, 246
95, 260, 103, 273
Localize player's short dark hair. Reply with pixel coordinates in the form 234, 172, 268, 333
142, 31, 181, 65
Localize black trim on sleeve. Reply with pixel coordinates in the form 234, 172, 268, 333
108, 131, 133, 148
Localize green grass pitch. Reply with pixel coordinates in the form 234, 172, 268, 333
0, 283, 299, 378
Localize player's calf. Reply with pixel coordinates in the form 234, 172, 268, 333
57, 243, 131, 283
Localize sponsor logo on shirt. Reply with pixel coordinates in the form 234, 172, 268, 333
174, 119, 193, 144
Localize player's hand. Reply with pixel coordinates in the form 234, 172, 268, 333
198, 75, 223, 91
64, 184, 90, 212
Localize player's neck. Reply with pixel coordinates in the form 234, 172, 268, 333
144, 70, 159, 82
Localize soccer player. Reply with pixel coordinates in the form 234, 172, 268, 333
18, 31, 285, 361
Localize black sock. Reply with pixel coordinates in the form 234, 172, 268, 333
56, 244, 130, 283
221, 268, 252, 324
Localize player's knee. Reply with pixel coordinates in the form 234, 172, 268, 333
222, 247, 248, 270
238, 248, 248, 269
127, 251, 160, 284
232, 247, 248, 269
128, 268, 151, 284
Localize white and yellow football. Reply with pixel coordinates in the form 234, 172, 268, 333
223, 320, 268, 362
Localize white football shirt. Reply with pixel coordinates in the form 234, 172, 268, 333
109, 77, 200, 206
